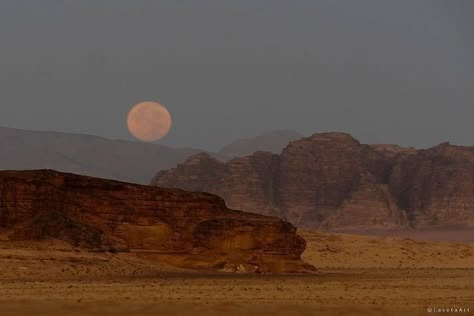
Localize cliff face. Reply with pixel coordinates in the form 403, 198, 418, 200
389, 143, 474, 227
152, 151, 281, 217
152, 133, 474, 229
0, 170, 311, 273
276, 133, 392, 226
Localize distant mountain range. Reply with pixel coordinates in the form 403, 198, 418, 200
218, 130, 303, 157
0, 126, 202, 184
3, 126, 473, 231
0, 127, 300, 184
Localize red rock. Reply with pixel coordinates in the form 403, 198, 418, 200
152, 133, 474, 230
0, 170, 312, 273
152, 151, 281, 217
322, 173, 408, 229
389, 143, 474, 228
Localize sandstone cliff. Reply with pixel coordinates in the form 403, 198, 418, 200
152, 151, 280, 217
389, 143, 474, 227
0, 170, 311, 273
152, 133, 474, 230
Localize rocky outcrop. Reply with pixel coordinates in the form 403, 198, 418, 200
152, 133, 474, 230
276, 133, 391, 226
389, 143, 474, 228
322, 173, 408, 229
0, 170, 312, 273
152, 151, 281, 217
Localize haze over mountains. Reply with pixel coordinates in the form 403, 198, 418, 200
0, 127, 300, 184
153, 133, 474, 231
218, 130, 303, 157
0, 126, 204, 184
3, 126, 474, 233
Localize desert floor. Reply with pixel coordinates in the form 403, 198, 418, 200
1, 231, 473, 316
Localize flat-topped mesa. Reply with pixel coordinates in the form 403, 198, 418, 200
0, 170, 312, 273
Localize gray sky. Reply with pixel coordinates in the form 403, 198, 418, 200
0, 0, 473, 151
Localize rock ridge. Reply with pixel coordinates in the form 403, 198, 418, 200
152, 133, 474, 229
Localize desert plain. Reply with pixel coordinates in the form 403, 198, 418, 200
1, 230, 473, 316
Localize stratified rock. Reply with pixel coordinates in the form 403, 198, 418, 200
277, 133, 391, 227
322, 173, 408, 229
389, 143, 474, 228
0, 170, 311, 273
151, 153, 227, 193
369, 144, 417, 159
152, 133, 474, 230
152, 151, 281, 217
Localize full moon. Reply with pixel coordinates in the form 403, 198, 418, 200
127, 101, 172, 142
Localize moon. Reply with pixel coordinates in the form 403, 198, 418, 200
127, 101, 172, 142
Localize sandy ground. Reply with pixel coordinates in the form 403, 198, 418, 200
328, 228, 474, 242
301, 230, 474, 269
1, 231, 473, 316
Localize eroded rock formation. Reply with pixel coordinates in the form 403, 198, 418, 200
152, 133, 474, 229
152, 152, 280, 217
389, 143, 474, 227
0, 170, 311, 273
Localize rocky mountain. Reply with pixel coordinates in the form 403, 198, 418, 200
0, 126, 202, 184
389, 142, 474, 227
154, 151, 281, 217
0, 170, 311, 273
152, 133, 474, 230
218, 130, 303, 157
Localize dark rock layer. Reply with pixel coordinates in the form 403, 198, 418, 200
0, 170, 311, 273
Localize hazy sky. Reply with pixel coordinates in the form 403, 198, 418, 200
0, 1, 473, 150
